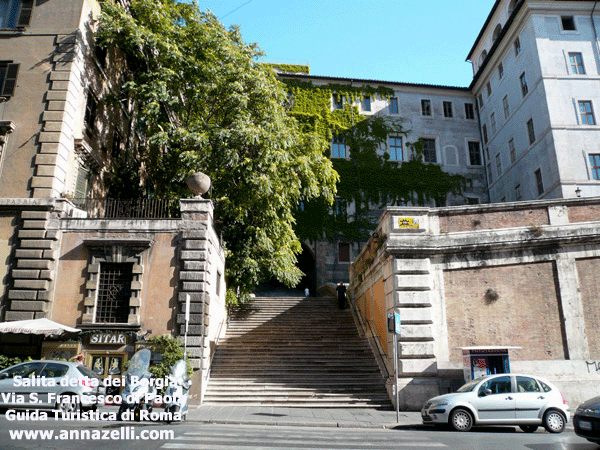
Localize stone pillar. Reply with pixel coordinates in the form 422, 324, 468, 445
5, 199, 68, 321
178, 199, 214, 370
554, 253, 589, 360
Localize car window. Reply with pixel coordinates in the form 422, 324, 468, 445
456, 378, 480, 393
3, 362, 41, 379
539, 380, 552, 393
40, 363, 69, 378
478, 376, 512, 395
77, 365, 102, 381
516, 376, 540, 393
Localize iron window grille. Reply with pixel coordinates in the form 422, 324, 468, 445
95, 263, 133, 323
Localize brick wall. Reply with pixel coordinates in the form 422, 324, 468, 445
568, 204, 600, 224
444, 262, 566, 363
439, 208, 549, 233
577, 258, 600, 360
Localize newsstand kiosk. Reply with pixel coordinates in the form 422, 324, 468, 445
460, 346, 521, 382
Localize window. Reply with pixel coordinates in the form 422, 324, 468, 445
331, 134, 346, 158
389, 97, 399, 114
465, 103, 475, 120
84, 92, 97, 133
491, 112, 496, 133
388, 136, 403, 161
443, 101, 453, 118
421, 99, 432, 116
527, 118, 536, 144
515, 184, 522, 200
498, 62, 504, 79
486, 81, 492, 97
579, 100, 596, 125
422, 138, 436, 163
503, 95, 510, 119
333, 197, 347, 218
520, 72, 528, 97
482, 123, 488, 144
0, 0, 33, 28
74, 165, 90, 198
339, 243, 350, 263
561, 15, 576, 31
333, 93, 343, 109
487, 163, 493, 182
516, 376, 541, 393
535, 168, 544, 195
0, 61, 19, 97
363, 95, 371, 112
589, 154, 600, 180
96, 263, 133, 323
514, 37, 521, 56
569, 52, 585, 74
478, 93, 484, 108
468, 141, 482, 166
496, 153, 502, 175
509, 138, 516, 163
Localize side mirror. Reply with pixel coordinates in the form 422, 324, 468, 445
479, 388, 492, 397
0, 373, 8, 380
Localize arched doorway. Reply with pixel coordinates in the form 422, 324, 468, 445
254, 243, 317, 296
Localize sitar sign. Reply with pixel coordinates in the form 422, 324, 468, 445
89, 333, 127, 345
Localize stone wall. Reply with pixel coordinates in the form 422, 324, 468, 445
351, 197, 600, 409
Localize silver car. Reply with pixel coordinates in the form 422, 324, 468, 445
0, 360, 105, 413
421, 373, 570, 432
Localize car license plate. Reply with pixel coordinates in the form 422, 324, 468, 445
580, 421, 592, 430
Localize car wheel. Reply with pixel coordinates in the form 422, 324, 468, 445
56, 394, 79, 414
450, 408, 473, 432
543, 410, 566, 433
519, 425, 538, 433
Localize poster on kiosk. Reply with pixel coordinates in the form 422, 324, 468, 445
460, 346, 521, 382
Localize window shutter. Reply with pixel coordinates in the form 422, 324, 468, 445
1, 64, 19, 96
17, 0, 34, 26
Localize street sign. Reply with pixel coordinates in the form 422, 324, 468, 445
394, 312, 401, 335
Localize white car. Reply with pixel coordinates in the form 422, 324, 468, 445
421, 373, 570, 432
0, 360, 105, 413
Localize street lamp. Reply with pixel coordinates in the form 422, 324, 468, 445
575, 186, 582, 198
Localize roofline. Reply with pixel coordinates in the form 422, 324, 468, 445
466, 0, 504, 61
277, 72, 471, 92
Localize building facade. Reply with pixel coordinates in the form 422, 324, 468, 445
0, 0, 227, 401
469, 0, 600, 202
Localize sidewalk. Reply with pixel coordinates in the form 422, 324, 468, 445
186, 404, 423, 429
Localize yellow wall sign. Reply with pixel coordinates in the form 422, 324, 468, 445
398, 217, 420, 229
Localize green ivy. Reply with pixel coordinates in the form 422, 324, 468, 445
262, 63, 310, 74
284, 78, 469, 242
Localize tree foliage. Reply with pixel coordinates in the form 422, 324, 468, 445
96, 0, 338, 298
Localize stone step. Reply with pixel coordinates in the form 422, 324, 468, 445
205, 296, 392, 408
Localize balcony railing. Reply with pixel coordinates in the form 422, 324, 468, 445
70, 198, 181, 219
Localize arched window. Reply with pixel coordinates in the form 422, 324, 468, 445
493, 24, 502, 42
480, 50, 488, 65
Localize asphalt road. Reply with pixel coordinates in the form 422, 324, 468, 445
0, 414, 598, 450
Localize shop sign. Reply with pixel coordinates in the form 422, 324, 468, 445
89, 333, 127, 345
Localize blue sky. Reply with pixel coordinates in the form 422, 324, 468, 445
198, 0, 497, 87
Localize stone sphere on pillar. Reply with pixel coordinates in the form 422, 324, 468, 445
187, 172, 211, 198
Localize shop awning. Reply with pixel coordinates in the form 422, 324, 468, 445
0, 318, 81, 336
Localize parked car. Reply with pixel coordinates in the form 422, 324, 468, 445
0, 360, 105, 413
573, 396, 600, 444
421, 373, 569, 432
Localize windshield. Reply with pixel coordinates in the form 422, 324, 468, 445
126, 349, 151, 376
456, 378, 481, 393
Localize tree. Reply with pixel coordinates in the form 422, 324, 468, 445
96, 1, 338, 301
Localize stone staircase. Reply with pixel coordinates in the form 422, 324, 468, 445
203, 296, 392, 407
